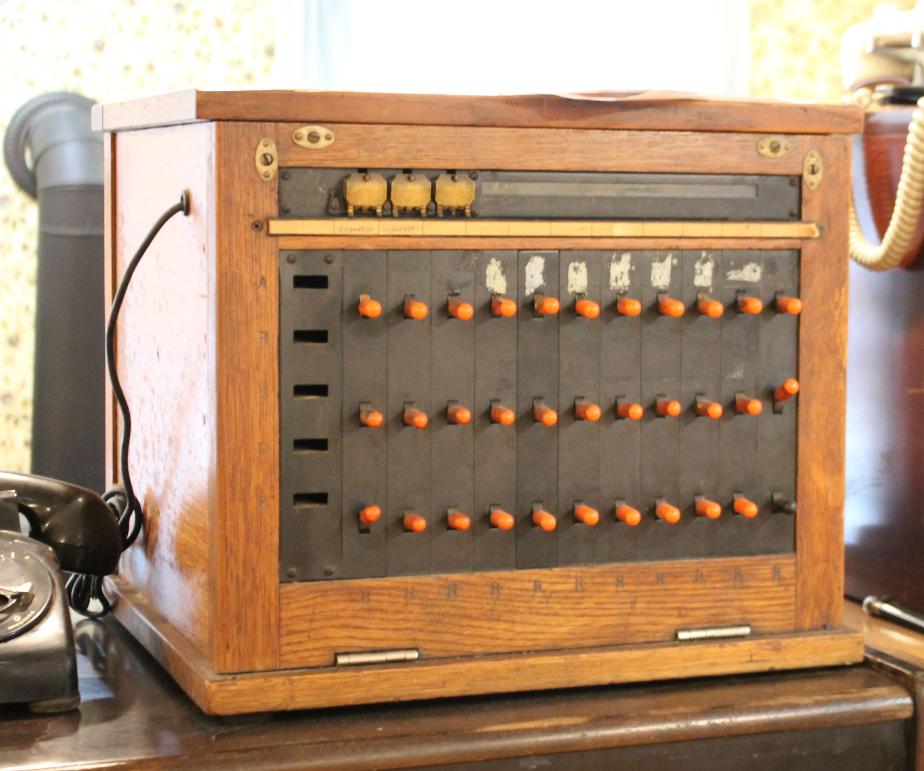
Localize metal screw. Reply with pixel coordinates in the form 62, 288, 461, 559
280, 170, 290, 180
286, 254, 296, 264
262, 170, 271, 179
285, 567, 297, 578
324, 133, 333, 141
469, 170, 479, 180
261, 153, 274, 166
308, 130, 321, 144
251, 220, 264, 232
294, 131, 304, 140
789, 178, 797, 187
262, 139, 271, 148
323, 567, 334, 577
324, 254, 335, 264
281, 205, 291, 214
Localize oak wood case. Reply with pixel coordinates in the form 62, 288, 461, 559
102, 91, 863, 714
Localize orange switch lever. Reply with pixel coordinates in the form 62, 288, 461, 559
447, 403, 472, 425
489, 507, 515, 530
358, 294, 382, 319
658, 295, 685, 317
531, 506, 557, 531
491, 295, 518, 317
575, 400, 602, 422
736, 394, 763, 416
490, 402, 516, 426
656, 398, 682, 417
533, 401, 558, 426
733, 496, 759, 519
533, 294, 560, 315
575, 298, 600, 319
404, 297, 429, 320
656, 501, 681, 524
774, 378, 800, 403
574, 503, 600, 526
616, 296, 642, 317
698, 295, 724, 318
403, 406, 429, 429
403, 512, 427, 532
696, 398, 723, 420
695, 497, 722, 520
447, 296, 474, 320
737, 295, 764, 315
447, 508, 471, 531
617, 400, 644, 421
358, 505, 382, 526
615, 503, 642, 526
776, 296, 803, 315
360, 404, 385, 428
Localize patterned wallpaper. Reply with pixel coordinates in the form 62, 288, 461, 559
0, 0, 905, 471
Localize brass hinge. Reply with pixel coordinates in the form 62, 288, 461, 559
676, 624, 752, 641
803, 149, 823, 189
255, 138, 277, 181
335, 648, 420, 666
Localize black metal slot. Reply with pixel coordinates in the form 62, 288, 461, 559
293, 383, 329, 398
293, 492, 329, 507
293, 438, 329, 453
294, 274, 329, 289
293, 329, 328, 344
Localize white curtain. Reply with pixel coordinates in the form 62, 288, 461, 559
273, 0, 751, 95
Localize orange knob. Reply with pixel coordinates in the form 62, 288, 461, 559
489, 507, 515, 530
358, 505, 382, 526
695, 498, 722, 520
696, 398, 723, 420
404, 297, 429, 320
447, 404, 472, 425
358, 294, 382, 319
733, 497, 759, 519
447, 509, 471, 531
776, 296, 802, 315
575, 400, 602, 422
533, 401, 558, 426
774, 378, 800, 402
403, 512, 427, 532
574, 503, 600, 526
658, 296, 685, 318
656, 501, 681, 524
616, 296, 642, 317
360, 405, 385, 428
736, 395, 763, 416
490, 403, 516, 426
615, 503, 642, 526
617, 400, 644, 421
698, 296, 724, 318
575, 298, 600, 319
491, 295, 518, 317
403, 406, 429, 429
737, 295, 763, 315
656, 399, 682, 417
531, 507, 557, 531
447, 296, 474, 320
534, 295, 560, 315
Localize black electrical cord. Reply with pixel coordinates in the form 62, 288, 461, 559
66, 192, 190, 618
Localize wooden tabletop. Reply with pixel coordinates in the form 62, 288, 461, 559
0, 615, 914, 770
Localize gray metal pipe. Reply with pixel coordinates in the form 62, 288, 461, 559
4, 93, 104, 492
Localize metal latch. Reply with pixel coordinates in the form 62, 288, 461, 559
335, 648, 420, 666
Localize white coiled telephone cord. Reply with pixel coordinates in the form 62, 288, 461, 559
849, 90, 924, 270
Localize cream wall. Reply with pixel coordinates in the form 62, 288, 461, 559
0, 0, 907, 471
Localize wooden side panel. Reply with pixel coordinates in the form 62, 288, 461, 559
279, 556, 796, 668
111, 122, 216, 658
796, 135, 851, 629
211, 122, 280, 672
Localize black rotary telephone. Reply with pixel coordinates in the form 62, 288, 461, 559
0, 192, 189, 711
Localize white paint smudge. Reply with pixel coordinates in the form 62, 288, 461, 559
650, 254, 672, 290
609, 253, 632, 292
693, 253, 714, 288
524, 255, 545, 294
485, 257, 507, 295
726, 262, 762, 283
567, 261, 588, 295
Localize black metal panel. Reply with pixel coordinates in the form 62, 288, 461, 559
430, 251, 476, 573
472, 251, 518, 571
279, 251, 343, 581
278, 168, 800, 222
516, 250, 560, 569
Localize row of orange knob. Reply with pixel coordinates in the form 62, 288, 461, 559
357, 496, 766, 532
357, 294, 803, 320
359, 381, 799, 429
